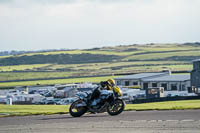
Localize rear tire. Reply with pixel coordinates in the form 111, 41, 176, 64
69, 100, 87, 117
107, 99, 125, 116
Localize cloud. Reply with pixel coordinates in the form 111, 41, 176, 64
0, 0, 75, 4
0, 0, 145, 7
0, 0, 200, 51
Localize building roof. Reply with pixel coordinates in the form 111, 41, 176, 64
143, 74, 190, 82
193, 59, 200, 62
114, 72, 169, 80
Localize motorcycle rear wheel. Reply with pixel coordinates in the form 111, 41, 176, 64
107, 99, 125, 116
69, 99, 87, 117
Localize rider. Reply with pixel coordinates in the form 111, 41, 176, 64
100, 79, 116, 91
90, 79, 116, 106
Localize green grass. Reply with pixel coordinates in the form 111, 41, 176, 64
0, 105, 69, 117
0, 72, 75, 81
0, 43, 199, 89
125, 100, 200, 111
1, 100, 200, 117
0, 63, 192, 88
0, 64, 50, 72
124, 50, 200, 60
0, 61, 187, 72
0, 61, 191, 81
2, 44, 200, 60
14, 50, 135, 57
0, 75, 120, 88
138, 44, 200, 52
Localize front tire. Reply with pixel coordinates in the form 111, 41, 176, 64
69, 99, 87, 117
107, 99, 125, 116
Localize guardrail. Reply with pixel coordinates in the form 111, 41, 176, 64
132, 96, 200, 104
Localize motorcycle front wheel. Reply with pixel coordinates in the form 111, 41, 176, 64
107, 99, 125, 116
69, 99, 87, 117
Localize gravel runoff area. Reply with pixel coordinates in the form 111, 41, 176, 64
0, 110, 200, 133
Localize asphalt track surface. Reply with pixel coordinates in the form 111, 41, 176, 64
0, 110, 200, 133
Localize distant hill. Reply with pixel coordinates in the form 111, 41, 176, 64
0, 54, 121, 66
0, 43, 200, 66
1, 43, 200, 88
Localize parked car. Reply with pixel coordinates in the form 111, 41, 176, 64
35, 98, 46, 105
53, 98, 61, 104
56, 97, 76, 105
45, 99, 55, 104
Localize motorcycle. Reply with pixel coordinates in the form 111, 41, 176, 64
69, 86, 125, 117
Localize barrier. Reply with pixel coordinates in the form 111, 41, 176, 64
132, 96, 200, 104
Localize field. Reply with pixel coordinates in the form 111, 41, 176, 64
0, 43, 199, 88
0, 61, 192, 81
1, 100, 200, 117
0, 75, 120, 88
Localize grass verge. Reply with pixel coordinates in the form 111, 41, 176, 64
0, 75, 120, 88
0, 100, 200, 117
0, 105, 69, 117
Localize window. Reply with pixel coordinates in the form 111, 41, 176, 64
188, 87, 193, 93
161, 83, 167, 91
171, 84, 177, 91
117, 81, 121, 86
123, 93, 127, 96
125, 81, 130, 86
179, 85, 182, 91
143, 83, 148, 90
152, 83, 157, 87
133, 82, 138, 85
181, 85, 186, 91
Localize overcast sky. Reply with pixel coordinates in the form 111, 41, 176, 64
0, 0, 200, 51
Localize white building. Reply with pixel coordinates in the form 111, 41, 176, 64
14, 94, 44, 103
121, 88, 145, 102
0, 95, 7, 103
54, 84, 78, 98
115, 72, 191, 92
6, 90, 44, 103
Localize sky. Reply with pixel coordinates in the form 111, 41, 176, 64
0, 0, 200, 51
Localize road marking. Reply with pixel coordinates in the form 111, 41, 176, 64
133, 120, 199, 122
166, 120, 179, 122
118, 119, 199, 123
148, 120, 157, 123
181, 119, 195, 122
136, 120, 147, 122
